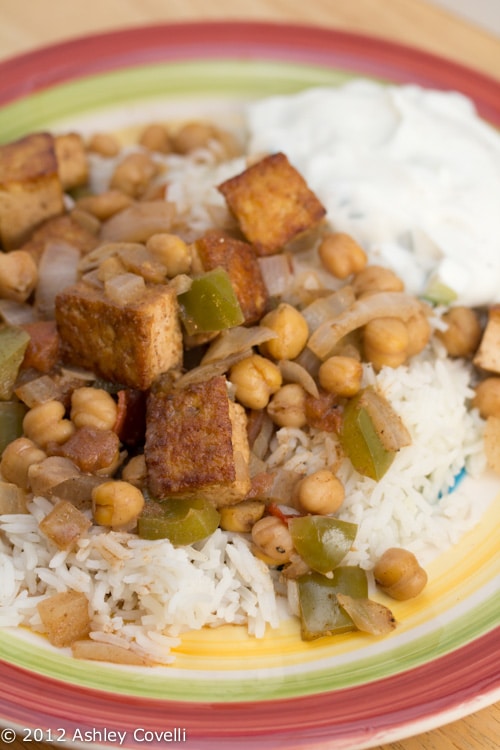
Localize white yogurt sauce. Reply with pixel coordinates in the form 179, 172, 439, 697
245, 80, 500, 307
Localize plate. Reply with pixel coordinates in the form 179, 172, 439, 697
0, 21, 499, 750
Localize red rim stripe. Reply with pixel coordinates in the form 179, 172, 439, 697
0, 22, 499, 124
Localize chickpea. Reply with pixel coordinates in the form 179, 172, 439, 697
406, 307, 431, 357
374, 547, 428, 600
219, 499, 266, 533
0, 437, 46, 490
251, 515, 294, 564
363, 317, 409, 369
267, 384, 307, 428
171, 121, 216, 154
0, 250, 38, 302
71, 387, 118, 432
297, 469, 345, 515
110, 152, 158, 198
23, 400, 75, 449
353, 265, 404, 297
138, 123, 172, 154
259, 303, 309, 361
229, 354, 282, 410
318, 355, 363, 397
92, 480, 145, 530
472, 377, 500, 419
435, 306, 482, 358
146, 233, 191, 276
121, 454, 147, 488
318, 232, 367, 279
87, 132, 120, 157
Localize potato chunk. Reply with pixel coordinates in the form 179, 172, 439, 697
37, 590, 90, 647
218, 152, 326, 255
0, 132, 65, 250
55, 281, 182, 390
195, 229, 268, 324
39, 499, 91, 550
145, 375, 250, 506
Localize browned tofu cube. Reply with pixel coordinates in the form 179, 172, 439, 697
39, 499, 91, 550
55, 133, 89, 191
195, 229, 269, 324
474, 307, 500, 374
20, 213, 99, 264
218, 152, 326, 256
55, 281, 182, 390
37, 590, 90, 647
145, 375, 250, 506
0, 132, 64, 250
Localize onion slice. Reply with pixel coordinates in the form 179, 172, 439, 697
336, 594, 397, 635
100, 201, 176, 243
308, 292, 424, 360
279, 359, 319, 398
201, 325, 277, 365
36, 241, 80, 319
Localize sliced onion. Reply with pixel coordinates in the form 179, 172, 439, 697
301, 286, 356, 332
14, 375, 60, 408
279, 359, 319, 398
100, 201, 176, 243
168, 273, 192, 296
336, 594, 397, 636
104, 273, 146, 305
258, 253, 293, 297
201, 325, 277, 365
248, 411, 275, 459
174, 350, 253, 389
35, 241, 80, 319
293, 346, 321, 379
308, 291, 423, 360
0, 299, 38, 325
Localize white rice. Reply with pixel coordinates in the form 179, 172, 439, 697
0, 508, 280, 662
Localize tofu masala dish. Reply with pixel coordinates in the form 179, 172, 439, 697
0, 116, 497, 663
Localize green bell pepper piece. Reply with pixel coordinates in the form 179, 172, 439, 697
0, 401, 27, 456
178, 268, 244, 335
0, 325, 30, 400
137, 496, 220, 545
340, 387, 411, 480
297, 566, 368, 640
289, 516, 357, 575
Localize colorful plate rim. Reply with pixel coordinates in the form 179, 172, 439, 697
0, 20, 499, 750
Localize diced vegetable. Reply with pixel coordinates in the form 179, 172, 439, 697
178, 268, 244, 335
289, 516, 357, 574
0, 325, 31, 399
0, 401, 27, 456
137, 496, 220, 545
422, 276, 457, 305
39, 499, 92, 550
340, 387, 411, 480
336, 594, 397, 635
297, 566, 368, 640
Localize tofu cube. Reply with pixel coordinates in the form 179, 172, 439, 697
0, 132, 64, 250
474, 307, 500, 374
145, 375, 251, 506
55, 281, 182, 390
195, 229, 269, 324
218, 152, 326, 256
55, 132, 89, 190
